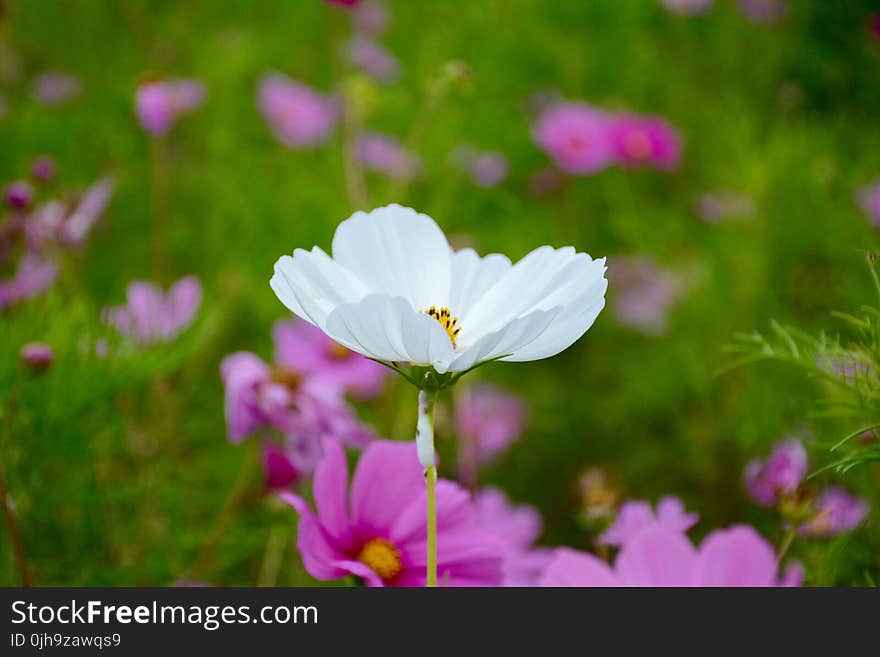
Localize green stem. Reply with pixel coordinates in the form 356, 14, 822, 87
777, 525, 798, 566
416, 389, 438, 587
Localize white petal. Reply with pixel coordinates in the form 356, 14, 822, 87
448, 248, 511, 320
503, 258, 608, 362
448, 307, 561, 372
325, 294, 455, 372
270, 246, 368, 328
331, 204, 452, 309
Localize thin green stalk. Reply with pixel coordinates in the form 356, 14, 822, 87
777, 525, 798, 566
416, 389, 438, 587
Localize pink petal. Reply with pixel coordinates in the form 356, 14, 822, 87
350, 440, 423, 535
330, 559, 384, 587
615, 524, 697, 586
692, 525, 778, 587
539, 548, 619, 587
278, 492, 348, 582
390, 480, 473, 546
312, 439, 353, 549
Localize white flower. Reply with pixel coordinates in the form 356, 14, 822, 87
270, 204, 607, 375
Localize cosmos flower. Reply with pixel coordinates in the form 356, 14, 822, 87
856, 181, 880, 229
608, 255, 680, 336
348, 36, 400, 84
272, 319, 388, 399
262, 440, 301, 491
5, 181, 32, 209
450, 145, 509, 188
532, 102, 613, 175
541, 524, 802, 587
270, 204, 607, 375
352, 1, 390, 36
30, 71, 81, 106
473, 487, 551, 586
135, 79, 205, 136
31, 156, 56, 183
607, 115, 682, 171
744, 438, 808, 508
660, 0, 713, 16
281, 438, 503, 586
102, 276, 202, 345
0, 254, 58, 310
800, 487, 868, 538
597, 496, 698, 547
258, 74, 338, 149
354, 134, 420, 180
20, 342, 54, 372
455, 384, 526, 463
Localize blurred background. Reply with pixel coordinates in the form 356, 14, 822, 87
1, 0, 879, 586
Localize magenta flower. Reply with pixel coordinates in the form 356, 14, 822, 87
0, 254, 58, 310
353, 1, 390, 36
608, 115, 682, 171
220, 351, 375, 455
608, 255, 681, 336
355, 132, 420, 180
598, 495, 698, 547
103, 276, 202, 344
856, 181, 880, 228
348, 36, 400, 84
326, 0, 362, 7
5, 180, 32, 209
31, 156, 57, 183
135, 79, 205, 136
262, 440, 301, 491
474, 488, 551, 586
272, 319, 388, 399
744, 438, 807, 508
542, 524, 802, 587
533, 102, 612, 175
455, 384, 527, 464
258, 74, 338, 149
20, 342, 53, 372
281, 439, 503, 586
800, 487, 868, 538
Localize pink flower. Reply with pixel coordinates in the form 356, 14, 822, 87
262, 440, 301, 491
272, 319, 387, 399
60, 177, 115, 246
31, 156, 56, 182
30, 71, 81, 106
800, 487, 868, 538
474, 488, 551, 586
281, 439, 503, 586
856, 181, 880, 228
348, 36, 399, 84
608, 255, 681, 336
541, 524, 802, 587
135, 79, 205, 136
598, 495, 698, 547
744, 438, 807, 507
450, 145, 509, 188
532, 102, 613, 175
353, 1, 389, 36
258, 74, 338, 149
103, 276, 202, 344
661, 0, 713, 15
455, 384, 527, 463
20, 342, 53, 372
220, 351, 375, 453
608, 115, 682, 171
355, 132, 420, 180
5, 180, 32, 209
0, 254, 58, 310
326, 0, 362, 7
737, 0, 787, 23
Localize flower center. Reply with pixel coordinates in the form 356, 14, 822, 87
624, 131, 651, 160
327, 341, 352, 361
271, 367, 301, 392
357, 538, 403, 582
422, 305, 461, 348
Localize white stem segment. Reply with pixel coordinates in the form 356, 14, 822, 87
416, 389, 436, 468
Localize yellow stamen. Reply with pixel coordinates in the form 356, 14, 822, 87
357, 538, 403, 582
421, 305, 461, 348
327, 341, 352, 361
